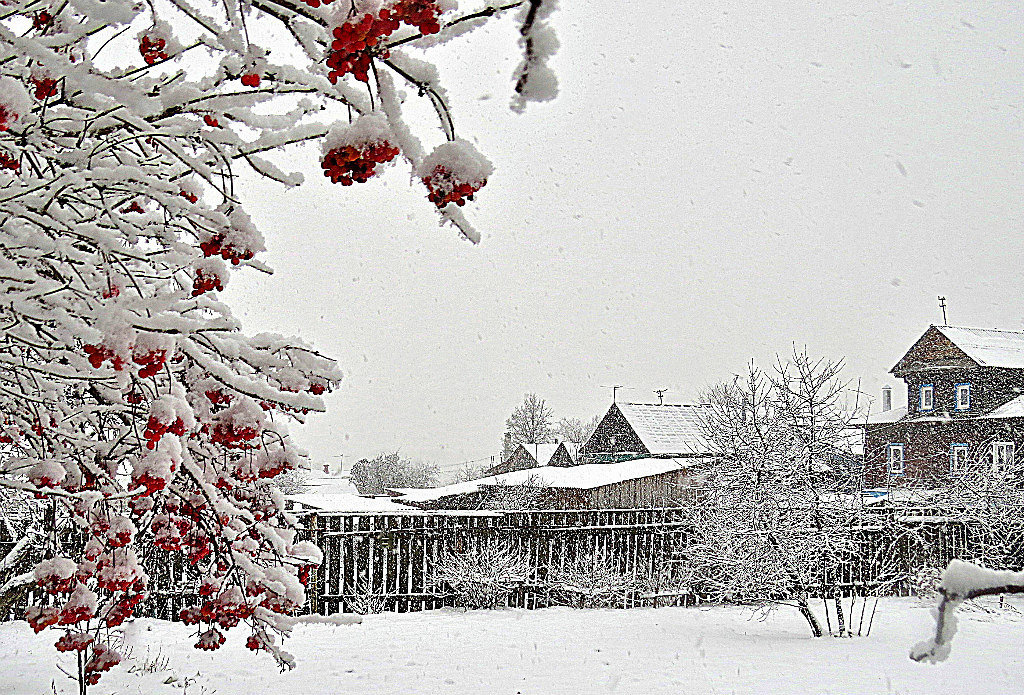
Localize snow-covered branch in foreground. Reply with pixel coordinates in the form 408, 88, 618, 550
910, 559, 1024, 663
511, 0, 559, 112
0, 0, 544, 690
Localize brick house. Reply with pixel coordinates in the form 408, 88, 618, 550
861, 325, 1024, 487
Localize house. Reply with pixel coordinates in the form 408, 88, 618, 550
860, 325, 1024, 487
579, 402, 713, 464
391, 456, 708, 510
483, 441, 577, 476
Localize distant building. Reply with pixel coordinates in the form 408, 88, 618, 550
484, 441, 577, 476
860, 325, 1024, 487
579, 402, 713, 463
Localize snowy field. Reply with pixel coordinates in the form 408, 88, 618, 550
1, 598, 1021, 695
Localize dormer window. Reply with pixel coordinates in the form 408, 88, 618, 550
955, 383, 971, 411
919, 384, 934, 412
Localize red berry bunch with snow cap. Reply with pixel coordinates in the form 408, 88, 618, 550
0, 77, 31, 132
321, 113, 400, 185
143, 392, 196, 450
138, 21, 176, 64
419, 138, 493, 208
199, 208, 265, 265
192, 258, 229, 297
133, 332, 175, 379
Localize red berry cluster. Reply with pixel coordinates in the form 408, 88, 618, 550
101, 283, 120, 299
180, 189, 198, 203
139, 35, 168, 64
200, 235, 254, 265
393, 0, 443, 34
121, 200, 144, 213
33, 11, 52, 30
55, 631, 93, 652
240, 73, 261, 87
321, 141, 400, 185
192, 269, 223, 297
25, 606, 60, 633
84, 345, 126, 371
205, 389, 232, 407
84, 643, 121, 684
58, 602, 94, 626
0, 106, 14, 133
327, 11, 400, 83
326, 2, 443, 84
210, 421, 260, 449
133, 348, 167, 379
196, 628, 227, 650
0, 152, 20, 172
143, 415, 187, 449
203, 114, 220, 128
422, 166, 486, 208
32, 77, 57, 100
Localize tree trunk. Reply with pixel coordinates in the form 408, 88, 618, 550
834, 595, 847, 637
797, 596, 823, 637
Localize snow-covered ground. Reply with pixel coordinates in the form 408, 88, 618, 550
1, 598, 1020, 694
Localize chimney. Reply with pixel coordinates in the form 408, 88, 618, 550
881, 385, 892, 413
502, 432, 512, 462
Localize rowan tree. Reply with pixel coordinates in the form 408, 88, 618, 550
0, 0, 556, 690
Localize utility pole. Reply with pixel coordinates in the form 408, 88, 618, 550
938, 296, 948, 325
654, 389, 668, 405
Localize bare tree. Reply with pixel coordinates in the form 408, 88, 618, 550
506, 394, 555, 446
683, 349, 862, 638
272, 468, 310, 495
480, 474, 548, 510
350, 453, 440, 495
556, 417, 588, 444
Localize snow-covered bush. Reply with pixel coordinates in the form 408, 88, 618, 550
546, 551, 645, 608
0, 0, 556, 689
432, 542, 529, 609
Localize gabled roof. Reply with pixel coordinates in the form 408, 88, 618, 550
892, 325, 1024, 374
615, 403, 711, 455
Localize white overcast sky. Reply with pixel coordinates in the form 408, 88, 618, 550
226, 0, 1024, 474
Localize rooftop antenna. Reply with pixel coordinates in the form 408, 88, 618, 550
654, 388, 668, 405
938, 296, 948, 326
601, 385, 625, 403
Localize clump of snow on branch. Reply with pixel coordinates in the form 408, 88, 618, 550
511, 0, 560, 112
911, 559, 1024, 663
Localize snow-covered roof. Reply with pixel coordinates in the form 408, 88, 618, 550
302, 473, 360, 496
616, 403, 711, 455
393, 457, 708, 504
857, 405, 909, 426
934, 326, 1024, 369
525, 443, 560, 466
981, 393, 1024, 419
287, 493, 409, 513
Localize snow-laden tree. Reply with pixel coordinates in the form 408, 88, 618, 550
0, 0, 556, 689
684, 350, 863, 637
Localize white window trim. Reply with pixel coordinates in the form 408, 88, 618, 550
887, 444, 905, 475
950, 444, 969, 473
920, 385, 934, 411
992, 442, 1015, 473
955, 383, 971, 411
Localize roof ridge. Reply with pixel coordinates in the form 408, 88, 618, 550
622, 402, 706, 407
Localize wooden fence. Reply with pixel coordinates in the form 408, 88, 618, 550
8, 506, 1023, 621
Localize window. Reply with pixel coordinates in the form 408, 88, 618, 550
992, 442, 1015, 473
887, 444, 905, 475
919, 385, 934, 411
950, 444, 969, 473
955, 383, 971, 411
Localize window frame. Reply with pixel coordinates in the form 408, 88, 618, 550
992, 441, 1015, 474
887, 443, 905, 476
949, 443, 969, 473
954, 383, 971, 411
919, 384, 934, 412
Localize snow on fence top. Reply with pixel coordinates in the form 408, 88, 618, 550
392, 457, 707, 504
616, 403, 712, 455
